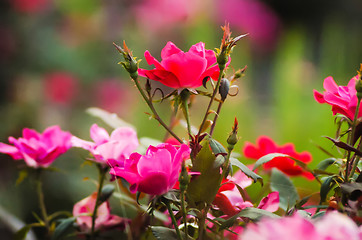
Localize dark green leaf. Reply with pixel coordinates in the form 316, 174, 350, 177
325, 137, 362, 156
187, 140, 222, 204
312, 211, 326, 219
340, 182, 362, 201
270, 169, 299, 211
99, 184, 115, 203
51, 217, 76, 240
230, 157, 263, 185
220, 207, 279, 230
14, 225, 31, 240
162, 190, 180, 203
320, 175, 337, 203
209, 138, 227, 156
316, 158, 338, 171
295, 195, 311, 209
150, 226, 181, 240
252, 153, 289, 171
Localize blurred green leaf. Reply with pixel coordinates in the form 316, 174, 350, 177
99, 184, 115, 203
51, 217, 76, 240
150, 226, 188, 240
220, 208, 279, 230
55, 0, 99, 15
320, 175, 337, 203
16, 169, 28, 186
253, 153, 289, 171
86, 107, 135, 129
230, 157, 263, 185
316, 158, 338, 171
270, 169, 299, 211
14, 225, 31, 240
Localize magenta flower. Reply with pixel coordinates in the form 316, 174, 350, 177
71, 124, 139, 166
0, 126, 72, 168
73, 192, 128, 233
240, 211, 362, 240
110, 143, 190, 195
138, 42, 227, 89
314, 75, 360, 120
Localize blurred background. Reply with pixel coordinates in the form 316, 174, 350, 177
0, 0, 361, 238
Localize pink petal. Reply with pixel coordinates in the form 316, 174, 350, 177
71, 136, 95, 151
257, 192, 279, 212
161, 41, 182, 59
144, 50, 165, 70
90, 124, 110, 145
22, 128, 41, 140
0, 143, 22, 159
313, 90, 326, 103
137, 172, 169, 195
323, 76, 339, 93
138, 148, 172, 177
138, 69, 181, 88
162, 51, 207, 88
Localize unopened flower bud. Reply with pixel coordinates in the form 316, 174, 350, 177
179, 162, 190, 192
113, 41, 140, 80
219, 78, 230, 101
356, 64, 362, 100
227, 118, 239, 149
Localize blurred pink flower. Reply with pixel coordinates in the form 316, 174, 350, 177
94, 79, 129, 113
217, 0, 281, 52
240, 211, 362, 240
138, 42, 226, 89
314, 75, 360, 120
73, 192, 128, 233
0, 125, 72, 168
243, 136, 314, 179
110, 143, 190, 195
44, 72, 79, 106
71, 124, 138, 166
133, 0, 199, 32
11, 0, 49, 13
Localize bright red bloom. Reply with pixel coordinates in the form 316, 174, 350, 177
138, 42, 227, 89
314, 75, 360, 120
243, 136, 313, 179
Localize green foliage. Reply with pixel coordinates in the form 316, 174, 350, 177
229, 157, 263, 184
187, 139, 222, 205
270, 169, 299, 211
51, 217, 76, 240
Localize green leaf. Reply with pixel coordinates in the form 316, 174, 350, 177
209, 138, 227, 156
99, 184, 115, 203
14, 225, 31, 240
253, 153, 289, 171
150, 226, 180, 240
16, 169, 28, 186
270, 169, 299, 211
320, 175, 337, 203
220, 207, 280, 230
316, 158, 338, 171
187, 140, 222, 204
51, 217, 76, 240
213, 155, 225, 168
230, 157, 263, 185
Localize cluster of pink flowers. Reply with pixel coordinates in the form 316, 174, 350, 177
240, 211, 362, 240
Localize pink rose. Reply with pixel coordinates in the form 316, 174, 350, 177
240, 211, 362, 240
138, 42, 226, 89
73, 192, 128, 233
71, 124, 138, 166
44, 72, 79, 106
314, 75, 360, 120
109, 143, 190, 195
0, 125, 72, 168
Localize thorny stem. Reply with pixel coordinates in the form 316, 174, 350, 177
345, 99, 361, 182
209, 101, 223, 137
132, 76, 183, 144
164, 199, 183, 240
90, 165, 107, 240
181, 90, 192, 137
35, 169, 50, 236
349, 135, 362, 179
197, 65, 225, 136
